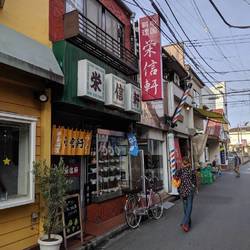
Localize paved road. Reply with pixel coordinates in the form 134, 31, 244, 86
99, 163, 250, 250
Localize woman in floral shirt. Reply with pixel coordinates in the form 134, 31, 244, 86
174, 157, 196, 232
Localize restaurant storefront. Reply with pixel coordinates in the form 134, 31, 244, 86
52, 40, 141, 238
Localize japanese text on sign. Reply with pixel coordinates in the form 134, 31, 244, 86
139, 14, 163, 101
51, 126, 92, 156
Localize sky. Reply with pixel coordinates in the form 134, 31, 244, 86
124, 0, 250, 127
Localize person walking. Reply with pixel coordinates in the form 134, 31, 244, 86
234, 153, 241, 177
174, 157, 197, 232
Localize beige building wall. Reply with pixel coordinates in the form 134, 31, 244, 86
229, 129, 250, 145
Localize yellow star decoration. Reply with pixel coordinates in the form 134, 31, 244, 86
3, 157, 11, 166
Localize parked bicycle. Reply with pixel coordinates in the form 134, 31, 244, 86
124, 176, 163, 229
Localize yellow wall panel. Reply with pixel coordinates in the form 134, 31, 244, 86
0, 216, 38, 236
0, 80, 46, 249
0, 204, 39, 224
0, 235, 38, 250
0, 0, 51, 47
0, 226, 38, 248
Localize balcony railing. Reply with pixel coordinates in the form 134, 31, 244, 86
64, 10, 138, 75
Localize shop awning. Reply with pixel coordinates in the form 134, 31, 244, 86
194, 108, 229, 124
0, 25, 64, 84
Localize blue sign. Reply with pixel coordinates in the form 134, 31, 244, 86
127, 133, 139, 156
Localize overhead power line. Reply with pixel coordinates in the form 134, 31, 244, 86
209, 0, 250, 29
157, 0, 226, 93
131, 0, 219, 91
202, 89, 250, 96
204, 69, 250, 74
163, 0, 218, 73
121, 0, 155, 14
203, 79, 250, 83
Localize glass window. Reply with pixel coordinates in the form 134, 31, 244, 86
0, 113, 36, 209
139, 140, 163, 191
86, 129, 130, 204
66, 0, 84, 14
86, 0, 101, 26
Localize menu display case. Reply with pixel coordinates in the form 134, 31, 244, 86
87, 129, 130, 203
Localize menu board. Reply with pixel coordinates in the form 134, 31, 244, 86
62, 194, 83, 248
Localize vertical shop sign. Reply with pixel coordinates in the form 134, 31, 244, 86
125, 83, 142, 113
78, 59, 105, 102
139, 14, 163, 101
105, 74, 126, 109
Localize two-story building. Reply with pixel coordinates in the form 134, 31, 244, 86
49, 0, 141, 241
0, 1, 63, 249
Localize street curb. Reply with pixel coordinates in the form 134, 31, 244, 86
77, 223, 128, 250
77, 195, 178, 250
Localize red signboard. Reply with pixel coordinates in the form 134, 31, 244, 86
139, 14, 163, 101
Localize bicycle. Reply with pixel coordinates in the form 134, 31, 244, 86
124, 176, 163, 229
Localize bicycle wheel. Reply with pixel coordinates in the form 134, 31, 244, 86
150, 192, 163, 220
124, 195, 142, 229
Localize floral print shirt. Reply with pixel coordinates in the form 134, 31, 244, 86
175, 167, 196, 198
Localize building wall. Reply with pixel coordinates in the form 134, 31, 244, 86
201, 86, 216, 110
0, 0, 50, 47
230, 130, 250, 145
210, 82, 227, 116
207, 140, 220, 164
49, 0, 132, 50
0, 82, 42, 250
164, 44, 185, 67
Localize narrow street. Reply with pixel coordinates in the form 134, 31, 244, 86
100, 163, 250, 250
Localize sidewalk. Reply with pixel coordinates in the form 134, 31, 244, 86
73, 193, 177, 250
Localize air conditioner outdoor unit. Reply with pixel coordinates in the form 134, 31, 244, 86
173, 72, 180, 86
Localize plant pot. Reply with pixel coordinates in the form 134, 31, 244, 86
38, 234, 63, 250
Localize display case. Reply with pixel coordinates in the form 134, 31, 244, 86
87, 129, 130, 203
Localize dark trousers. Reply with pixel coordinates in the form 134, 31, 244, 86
182, 191, 194, 226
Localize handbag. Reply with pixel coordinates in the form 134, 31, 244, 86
172, 176, 181, 188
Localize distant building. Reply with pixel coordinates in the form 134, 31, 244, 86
229, 126, 250, 163
210, 81, 228, 117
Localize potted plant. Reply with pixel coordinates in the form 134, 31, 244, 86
34, 158, 71, 250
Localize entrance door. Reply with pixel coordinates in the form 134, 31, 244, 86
130, 150, 144, 192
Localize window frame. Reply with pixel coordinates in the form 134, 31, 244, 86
0, 112, 37, 210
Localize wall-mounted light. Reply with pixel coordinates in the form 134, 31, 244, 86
34, 91, 49, 103
0, 0, 5, 8
186, 106, 190, 111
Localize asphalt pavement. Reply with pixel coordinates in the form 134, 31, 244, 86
99, 163, 250, 250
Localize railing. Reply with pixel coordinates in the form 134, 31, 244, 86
64, 10, 138, 74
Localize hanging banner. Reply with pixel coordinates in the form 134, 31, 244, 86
139, 14, 163, 101
51, 126, 92, 156
127, 133, 139, 156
